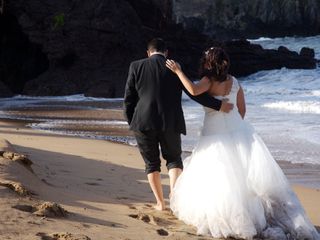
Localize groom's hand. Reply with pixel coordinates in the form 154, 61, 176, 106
220, 99, 234, 113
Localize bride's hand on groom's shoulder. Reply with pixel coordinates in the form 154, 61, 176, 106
166, 59, 182, 74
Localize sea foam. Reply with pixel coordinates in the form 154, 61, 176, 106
263, 101, 320, 114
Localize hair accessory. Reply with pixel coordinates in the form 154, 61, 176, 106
205, 47, 215, 55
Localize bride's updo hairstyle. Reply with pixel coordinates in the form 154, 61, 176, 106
199, 47, 230, 82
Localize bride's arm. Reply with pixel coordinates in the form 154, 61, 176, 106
237, 85, 246, 118
166, 59, 211, 96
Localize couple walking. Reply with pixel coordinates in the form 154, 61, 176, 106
123, 38, 319, 239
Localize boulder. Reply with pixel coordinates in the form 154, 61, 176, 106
225, 40, 316, 77
300, 47, 315, 58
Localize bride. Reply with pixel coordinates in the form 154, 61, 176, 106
165, 47, 320, 240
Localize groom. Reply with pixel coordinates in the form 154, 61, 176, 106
123, 38, 233, 210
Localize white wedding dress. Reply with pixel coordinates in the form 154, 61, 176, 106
170, 77, 320, 240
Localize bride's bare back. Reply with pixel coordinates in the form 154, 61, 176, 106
207, 75, 233, 97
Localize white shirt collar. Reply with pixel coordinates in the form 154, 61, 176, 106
149, 52, 166, 57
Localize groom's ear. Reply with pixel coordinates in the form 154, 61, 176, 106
147, 50, 151, 57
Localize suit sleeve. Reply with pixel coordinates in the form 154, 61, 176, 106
123, 63, 138, 125
181, 82, 222, 111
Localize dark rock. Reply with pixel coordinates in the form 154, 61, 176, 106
300, 47, 315, 58
5, 0, 145, 98
180, 16, 205, 33
0, 12, 49, 95
278, 46, 291, 53
166, 36, 316, 79
23, 69, 81, 96
225, 40, 316, 77
172, 0, 320, 39
85, 81, 116, 98
0, 0, 317, 98
126, 0, 164, 29
0, 81, 13, 98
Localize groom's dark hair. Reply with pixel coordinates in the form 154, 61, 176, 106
147, 38, 167, 53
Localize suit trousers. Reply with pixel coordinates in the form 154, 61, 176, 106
134, 130, 183, 174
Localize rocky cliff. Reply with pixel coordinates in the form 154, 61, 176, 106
2, 0, 147, 98
173, 0, 320, 38
0, 0, 317, 98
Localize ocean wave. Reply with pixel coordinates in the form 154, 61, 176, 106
0, 94, 124, 110
240, 68, 320, 103
7, 94, 124, 102
28, 120, 128, 129
248, 37, 273, 41
21, 127, 136, 145
312, 90, 320, 96
263, 101, 320, 114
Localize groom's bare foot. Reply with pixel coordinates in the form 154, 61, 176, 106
154, 202, 166, 211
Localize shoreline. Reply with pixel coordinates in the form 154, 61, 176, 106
2, 116, 320, 190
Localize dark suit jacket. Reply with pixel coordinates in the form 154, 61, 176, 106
123, 54, 221, 135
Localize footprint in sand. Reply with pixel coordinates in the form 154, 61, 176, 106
129, 213, 171, 236
143, 203, 153, 209
84, 182, 100, 186
129, 213, 153, 223
128, 205, 137, 210
129, 212, 167, 226
116, 196, 130, 200
27, 220, 41, 225
156, 228, 169, 236
41, 179, 55, 186
128, 206, 209, 238
81, 223, 91, 228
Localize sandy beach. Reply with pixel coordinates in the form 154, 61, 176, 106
0, 119, 319, 240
